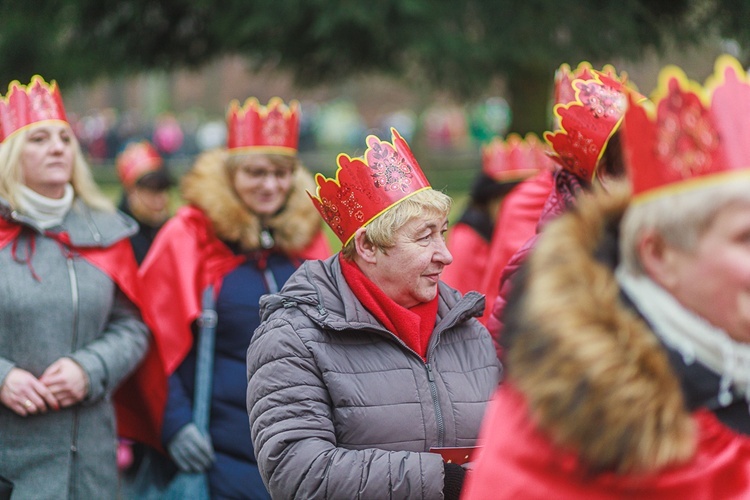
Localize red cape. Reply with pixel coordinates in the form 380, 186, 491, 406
138, 206, 246, 375
138, 205, 332, 375
442, 222, 490, 296
462, 384, 750, 499
478, 170, 554, 324
0, 217, 166, 451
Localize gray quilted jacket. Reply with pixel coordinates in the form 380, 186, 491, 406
246, 255, 501, 499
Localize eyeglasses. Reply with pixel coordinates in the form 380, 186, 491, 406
239, 166, 295, 183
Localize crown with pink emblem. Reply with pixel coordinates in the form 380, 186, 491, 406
0, 76, 68, 143
623, 55, 750, 202
309, 128, 431, 245
226, 97, 300, 155
116, 141, 164, 189
544, 62, 634, 183
482, 133, 555, 183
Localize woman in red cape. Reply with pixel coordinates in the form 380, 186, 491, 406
138, 97, 331, 499
0, 76, 158, 499
463, 57, 750, 499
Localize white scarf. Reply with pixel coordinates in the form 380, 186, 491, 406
17, 184, 74, 229
616, 265, 750, 408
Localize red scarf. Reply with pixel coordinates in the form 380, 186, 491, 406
339, 254, 438, 360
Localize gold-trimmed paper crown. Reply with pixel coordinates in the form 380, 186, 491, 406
623, 54, 750, 202
309, 128, 431, 245
545, 62, 634, 183
482, 133, 555, 182
0, 75, 68, 143
116, 141, 164, 189
226, 97, 300, 155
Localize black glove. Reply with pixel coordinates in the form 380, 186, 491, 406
443, 461, 466, 500
166, 423, 215, 472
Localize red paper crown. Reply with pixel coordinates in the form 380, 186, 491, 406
226, 97, 300, 155
309, 128, 431, 245
552, 62, 624, 109
545, 62, 632, 183
623, 55, 750, 202
116, 141, 164, 189
482, 133, 555, 182
0, 75, 68, 143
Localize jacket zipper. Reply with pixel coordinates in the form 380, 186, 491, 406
313, 317, 448, 448
425, 362, 445, 447
286, 285, 483, 450
66, 257, 81, 498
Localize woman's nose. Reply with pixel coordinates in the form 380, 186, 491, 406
435, 237, 453, 265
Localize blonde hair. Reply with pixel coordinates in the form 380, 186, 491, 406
0, 124, 113, 211
620, 179, 750, 275
341, 188, 452, 260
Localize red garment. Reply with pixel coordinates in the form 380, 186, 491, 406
0, 217, 165, 451
339, 255, 438, 360
487, 170, 584, 344
299, 230, 333, 261
442, 222, 490, 296
462, 384, 750, 500
478, 170, 554, 324
138, 205, 331, 375
0, 218, 21, 248
138, 206, 245, 375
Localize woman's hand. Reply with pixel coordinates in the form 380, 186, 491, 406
167, 423, 216, 472
0, 367, 59, 416
39, 357, 89, 408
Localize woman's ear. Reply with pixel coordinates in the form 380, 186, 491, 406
637, 230, 680, 291
353, 228, 378, 264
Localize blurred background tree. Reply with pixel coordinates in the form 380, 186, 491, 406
1, 0, 748, 135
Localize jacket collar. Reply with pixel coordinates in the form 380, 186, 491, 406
0, 195, 137, 248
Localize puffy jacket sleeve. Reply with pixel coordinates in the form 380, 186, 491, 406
246, 315, 445, 500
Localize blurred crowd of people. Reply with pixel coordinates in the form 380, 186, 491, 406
66, 95, 512, 170
4, 52, 750, 500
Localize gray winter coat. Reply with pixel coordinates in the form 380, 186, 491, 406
246, 255, 501, 499
0, 199, 149, 500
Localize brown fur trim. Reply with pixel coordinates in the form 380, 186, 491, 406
180, 148, 323, 252
507, 182, 696, 473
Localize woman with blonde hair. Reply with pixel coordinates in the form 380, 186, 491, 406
0, 76, 151, 498
247, 128, 501, 499
139, 97, 331, 499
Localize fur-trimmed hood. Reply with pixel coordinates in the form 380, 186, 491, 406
503, 183, 696, 474
180, 148, 324, 253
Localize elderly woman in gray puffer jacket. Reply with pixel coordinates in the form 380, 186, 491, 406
247, 129, 501, 500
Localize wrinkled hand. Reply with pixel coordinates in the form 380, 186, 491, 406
39, 357, 89, 408
167, 423, 215, 472
0, 367, 59, 416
